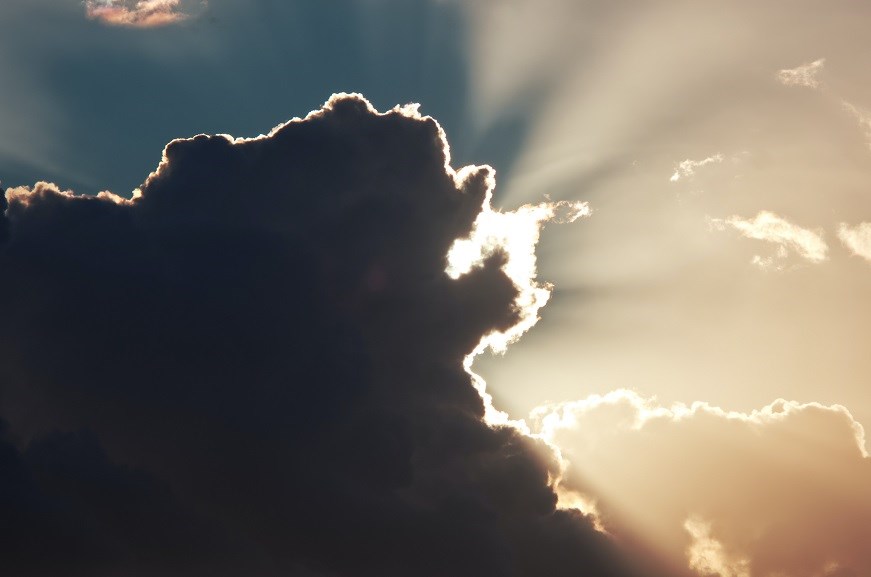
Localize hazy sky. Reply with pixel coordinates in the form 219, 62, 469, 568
3, 1, 871, 576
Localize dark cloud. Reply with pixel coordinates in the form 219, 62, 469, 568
0, 95, 657, 576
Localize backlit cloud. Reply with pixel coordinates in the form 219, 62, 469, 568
533, 390, 871, 577
0, 95, 658, 577
85, 0, 204, 28
709, 211, 828, 268
776, 58, 826, 89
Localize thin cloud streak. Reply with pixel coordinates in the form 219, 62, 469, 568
669, 154, 724, 182
840, 101, 871, 151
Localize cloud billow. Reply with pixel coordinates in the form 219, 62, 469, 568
0, 95, 653, 577
535, 390, 871, 577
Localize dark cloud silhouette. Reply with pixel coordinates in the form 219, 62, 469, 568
0, 96, 656, 576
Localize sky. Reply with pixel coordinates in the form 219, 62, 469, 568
2, 1, 871, 576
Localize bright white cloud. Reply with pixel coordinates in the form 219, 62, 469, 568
85, 0, 204, 28
777, 58, 826, 89
670, 154, 724, 182
709, 211, 828, 266
837, 222, 871, 263
447, 195, 590, 355
532, 389, 871, 577
447, 194, 590, 428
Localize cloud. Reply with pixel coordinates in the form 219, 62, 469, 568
774, 58, 871, 155
708, 211, 828, 268
447, 197, 590, 429
533, 390, 871, 577
837, 222, 871, 263
0, 95, 660, 577
840, 101, 871, 151
670, 154, 724, 182
85, 0, 204, 28
684, 517, 749, 577
776, 58, 826, 89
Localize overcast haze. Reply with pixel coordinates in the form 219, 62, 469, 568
2, 1, 871, 576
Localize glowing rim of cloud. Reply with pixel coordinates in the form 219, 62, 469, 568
529, 388, 869, 571
529, 388, 869, 459
444, 194, 590, 425
5, 181, 132, 207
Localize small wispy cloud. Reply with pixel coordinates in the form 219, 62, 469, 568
709, 211, 828, 268
841, 101, 871, 151
775, 58, 871, 154
776, 58, 871, 156
669, 153, 724, 182
85, 0, 204, 28
838, 222, 871, 263
776, 58, 826, 89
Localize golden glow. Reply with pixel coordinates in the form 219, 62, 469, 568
531, 390, 871, 576
708, 211, 829, 266
85, 0, 204, 28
